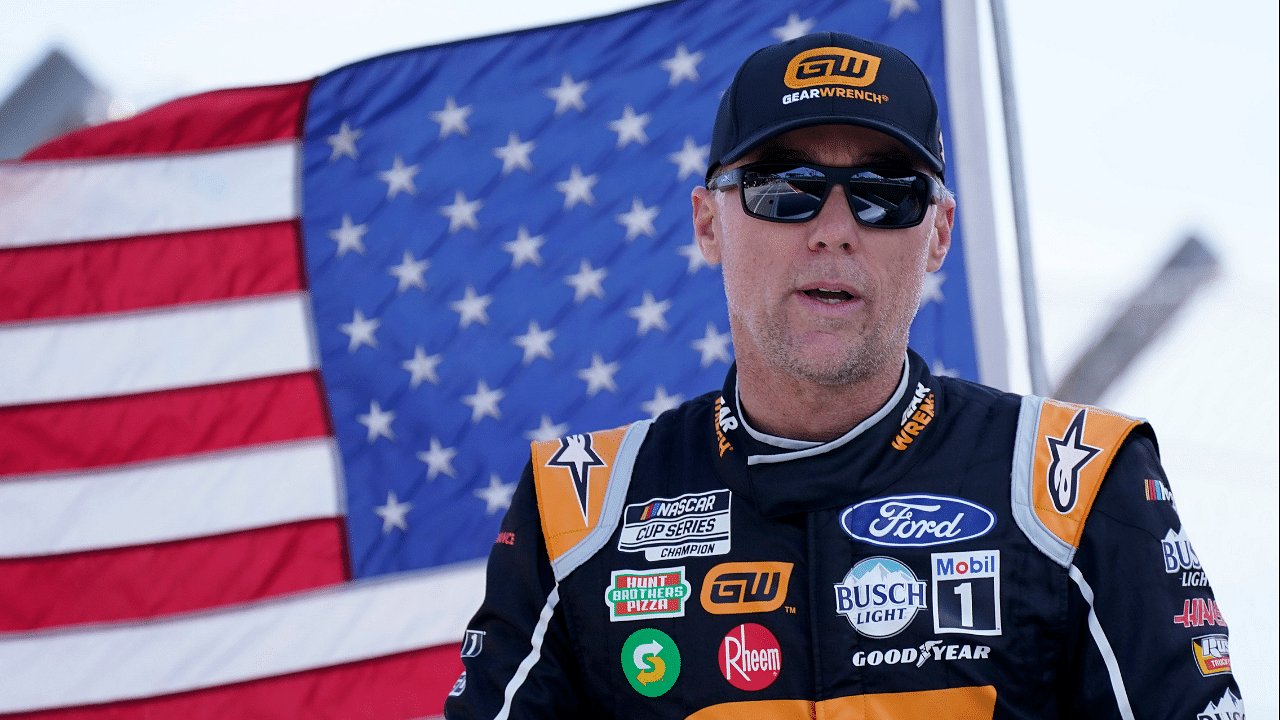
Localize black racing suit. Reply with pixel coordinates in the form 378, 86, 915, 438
445, 350, 1245, 719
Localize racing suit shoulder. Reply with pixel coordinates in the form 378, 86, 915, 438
1009, 395, 1148, 567
529, 420, 653, 581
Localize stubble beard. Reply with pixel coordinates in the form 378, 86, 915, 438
728, 283, 919, 389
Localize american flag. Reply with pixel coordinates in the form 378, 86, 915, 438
0, 0, 994, 716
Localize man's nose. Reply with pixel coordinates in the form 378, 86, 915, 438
806, 184, 862, 254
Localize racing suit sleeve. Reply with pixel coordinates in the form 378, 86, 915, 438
443, 461, 594, 719
1061, 434, 1245, 718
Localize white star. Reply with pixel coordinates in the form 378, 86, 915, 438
450, 286, 492, 328
328, 214, 368, 257
641, 386, 684, 419
772, 12, 816, 41
474, 474, 516, 515
628, 291, 671, 336
608, 105, 651, 147
378, 155, 419, 199
660, 44, 704, 86
615, 197, 660, 241
932, 360, 960, 378
513, 320, 556, 364
526, 414, 569, 443
919, 271, 946, 306
416, 437, 457, 479
692, 323, 732, 367
430, 96, 473, 138
577, 352, 620, 396
668, 136, 708, 181
502, 226, 545, 268
493, 132, 536, 174
885, 0, 920, 20
545, 73, 589, 114
339, 309, 380, 352
555, 165, 598, 209
440, 190, 483, 233
564, 259, 607, 302
357, 399, 396, 442
462, 380, 505, 423
374, 490, 412, 533
401, 345, 442, 388
326, 121, 362, 161
387, 250, 429, 293
677, 238, 713, 273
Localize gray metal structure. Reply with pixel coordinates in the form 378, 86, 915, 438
0, 48, 103, 160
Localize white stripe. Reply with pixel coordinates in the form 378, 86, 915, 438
1068, 565, 1136, 720
0, 142, 298, 248
0, 293, 318, 406
0, 561, 486, 713
495, 585, 560, 720
0, 439, 342, 558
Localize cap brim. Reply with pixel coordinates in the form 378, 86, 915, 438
717, 116, 944, 178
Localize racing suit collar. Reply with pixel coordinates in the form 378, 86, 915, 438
733, 354, 912, 461
712, 349, 940, 517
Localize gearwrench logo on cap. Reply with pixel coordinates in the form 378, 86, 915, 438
784, 47, 882, 89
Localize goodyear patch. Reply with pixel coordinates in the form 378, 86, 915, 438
604, 567, 691, 622
617, 490, 731, 561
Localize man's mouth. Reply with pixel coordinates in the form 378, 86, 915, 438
803, 287, 855, 305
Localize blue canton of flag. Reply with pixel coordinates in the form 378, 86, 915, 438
299, 0, 976, 580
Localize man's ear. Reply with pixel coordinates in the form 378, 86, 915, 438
926, 192, 955, 273
691, 186, 722, 265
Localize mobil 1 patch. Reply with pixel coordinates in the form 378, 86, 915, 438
604, 567, 691, 622
617, 490, 731, 562
931, 550, 1001, 636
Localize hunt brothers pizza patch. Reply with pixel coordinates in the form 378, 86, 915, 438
604, 566, 691, 622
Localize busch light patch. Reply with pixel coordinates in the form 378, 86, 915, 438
931, 550, 1002, 635
834, 556, 927, 638
1197, 688, 1246, 720
604, 567, 691, 622
840, 494, 995, 547
618, 490, 730, 561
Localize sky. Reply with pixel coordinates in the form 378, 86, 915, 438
2, 0, 1277, 712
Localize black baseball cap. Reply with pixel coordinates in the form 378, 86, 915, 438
707, 31, 944, 182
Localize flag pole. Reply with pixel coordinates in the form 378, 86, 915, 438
988, 0, 1051, 396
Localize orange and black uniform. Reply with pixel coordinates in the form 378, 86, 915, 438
445, 350, 1245, 719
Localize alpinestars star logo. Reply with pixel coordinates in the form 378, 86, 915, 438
547, 434, 607, 524
1045, 409, 1101, 514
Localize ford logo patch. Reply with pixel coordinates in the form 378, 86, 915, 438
840, 494, 995, 547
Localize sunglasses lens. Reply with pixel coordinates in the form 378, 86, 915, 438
848, 173, 929, 227
741, 166, 826, 221
738, 165, 930, 227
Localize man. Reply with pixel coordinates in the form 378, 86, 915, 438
445, 31, 1244, 719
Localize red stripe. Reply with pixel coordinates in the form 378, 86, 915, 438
21, 82, 311, 161
0, 373, 330, 475
0, 221, 305, 323
1, 644, 463, 720
0, 519, 345, 632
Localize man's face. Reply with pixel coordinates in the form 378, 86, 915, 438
692, 124, 953, 387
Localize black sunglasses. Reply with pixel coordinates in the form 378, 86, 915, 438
706, 162, 938, 229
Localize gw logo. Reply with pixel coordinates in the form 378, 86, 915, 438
785, 47, 882, 89
701, 562, 792, 615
